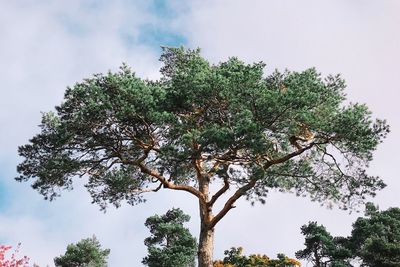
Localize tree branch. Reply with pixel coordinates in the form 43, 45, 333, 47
208, 174, 229, 207
191, 141, 210, 198
208, 179, 257, 229
208, 141, 329, 229
268, 141, 325, 165
138, 163, 206, 204
317, 145, 346, 177
131, 182, 163, 193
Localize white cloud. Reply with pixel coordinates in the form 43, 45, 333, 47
0, 1, 161, 164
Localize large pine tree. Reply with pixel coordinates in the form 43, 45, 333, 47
17, 47, 389, 266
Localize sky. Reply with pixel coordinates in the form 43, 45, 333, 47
0, 0, 399, 266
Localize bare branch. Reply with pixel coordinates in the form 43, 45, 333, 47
317, 144, 346, 177
131, 182, 163, 194
138, 163, 206, 204
209, 179, 257, 229
208, 141, 329, 229
208, 174, 229, 207
268, 141, 326, 165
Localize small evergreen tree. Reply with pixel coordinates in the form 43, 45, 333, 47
349, 203, 400, 267
54, 236, 110, 267
296, 222, 352, 267
143, 208, 197, 267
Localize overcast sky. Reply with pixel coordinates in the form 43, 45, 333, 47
1, 0, 399, 266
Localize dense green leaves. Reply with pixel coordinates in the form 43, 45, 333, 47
349, 204, 400, 267
296, 222, 352, 267
17, 47, 389, 211
297, 204, 400, 267
54, 236, 110, 267
142, 208, 197, 267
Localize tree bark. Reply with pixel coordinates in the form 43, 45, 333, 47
197, 173, 214, 267
198, 223, 214, 267
194, 152, 217, 267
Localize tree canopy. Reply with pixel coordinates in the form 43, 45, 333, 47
143, 208, 197, 267
16, 47, 389, 266
17, 47, 388, 211
54, 236, 110, 267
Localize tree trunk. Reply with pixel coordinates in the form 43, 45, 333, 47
198, 224, 214, 267
196, 164, 215, 267
314, 247, 321, 267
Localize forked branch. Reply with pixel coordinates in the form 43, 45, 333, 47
209, 141, 327, 229
208, 175, 229, 207
209, 179, 257, 229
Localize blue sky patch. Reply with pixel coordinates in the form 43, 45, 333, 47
150, 0, 182, 20
136, 24, 186, 49
0, 166, 14, 211
139, 0, 188, 49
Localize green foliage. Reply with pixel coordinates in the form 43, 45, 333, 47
142, 208, 197, 267
349, 204, 400, 267
54, 236, 110, 267
213, 247, 301, 267
297, 204, 400, 267
296, 222, 352, 267
17, 47, 389, 211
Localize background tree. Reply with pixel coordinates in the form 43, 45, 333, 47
142, 208, 197, 267
213, 247, 301, 267
349, 203, 400, 267
54, 236, 110, 267
296, 222, 352, 267
17, 47, 389, 267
